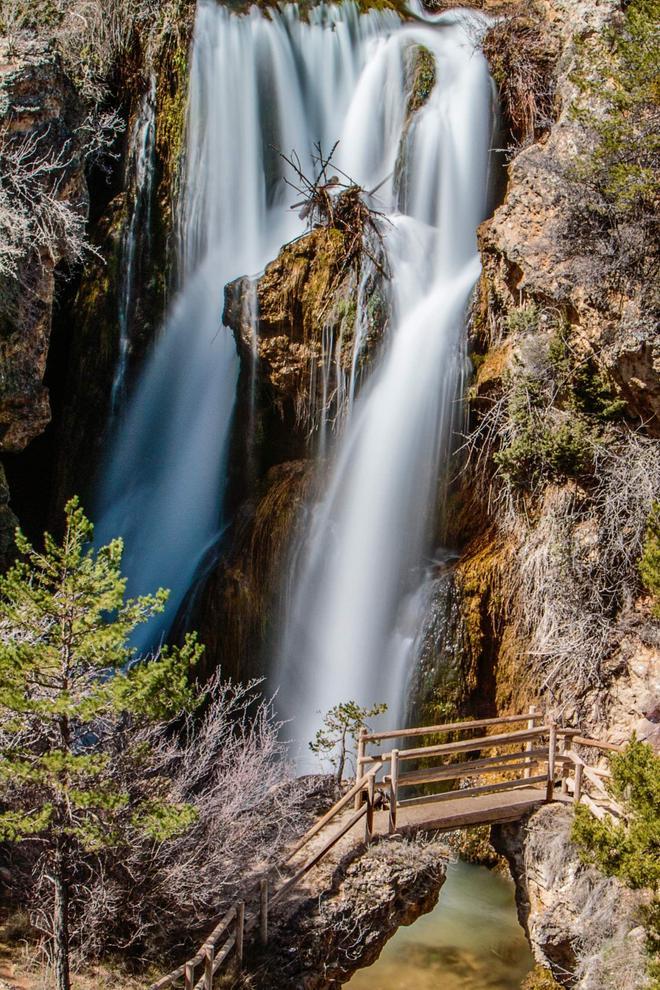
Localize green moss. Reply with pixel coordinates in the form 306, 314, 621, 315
407, 45, 436, 116
521, 966, 563, 990
155, 39, 189, 206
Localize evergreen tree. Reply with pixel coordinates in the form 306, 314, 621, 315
310, 700, 387, 785
0, 498, 203, 990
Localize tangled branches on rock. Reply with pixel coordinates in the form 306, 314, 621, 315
281, 141, 391, 277
513, 432, 660, 712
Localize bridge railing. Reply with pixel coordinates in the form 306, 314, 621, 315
355, 709, 560, 829
148, 712, 623, 989
147, 762, 383, 990
557, 732, 625, 820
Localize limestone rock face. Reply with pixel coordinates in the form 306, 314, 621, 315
492, 805, 650, 989
479, 0, 659, 435
224, 225, 387, 438
0, 38, 88, 455
249, 837, 446, 990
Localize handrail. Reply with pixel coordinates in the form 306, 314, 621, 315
149, 713, 625, 989
361, 710, 540, 743
284, 762, 383, 862
148, 764, 383, 990
374, 725, 549, 764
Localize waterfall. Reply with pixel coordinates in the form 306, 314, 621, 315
276, 7, 495, 753
94, 1, 404, 648
110, 79, 157, 419
94, 1, 494, 697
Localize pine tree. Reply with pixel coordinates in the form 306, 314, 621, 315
310, 700, 387, 785
0, 498, 203, 990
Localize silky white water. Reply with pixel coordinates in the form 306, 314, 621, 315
276, 6, 495, 751
110, 78, 157, 419
95, 0, 494, 691
96, 0, 408, 647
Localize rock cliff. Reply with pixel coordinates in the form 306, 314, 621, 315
493, 805, 651, 989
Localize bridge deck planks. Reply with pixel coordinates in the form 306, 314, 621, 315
373, 785, 546, 834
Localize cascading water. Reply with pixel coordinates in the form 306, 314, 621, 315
94, 0, 404, 648
95, 0, 494, 706
110, 79, 157, 419
276, 7, 496, 752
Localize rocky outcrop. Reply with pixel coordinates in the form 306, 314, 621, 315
247, 836, 447, 989
479, 0, 658, 434
192, 221, 389, 676
0, 38, 88, 456
441, 0, 660, 734
224, 225, 387, 441
492, 805, 651, 989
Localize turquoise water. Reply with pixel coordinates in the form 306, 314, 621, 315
346, 860, 534, 990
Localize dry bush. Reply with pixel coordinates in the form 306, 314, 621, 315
0, 1, 165, 104
483, 8, 560, 149
10, 672, 311, 967
511, 431, 659, 710
524, 806, 651, 990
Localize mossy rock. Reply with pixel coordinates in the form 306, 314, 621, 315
406, 44, 436, 117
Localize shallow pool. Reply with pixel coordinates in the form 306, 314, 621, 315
345, 859, 534, 990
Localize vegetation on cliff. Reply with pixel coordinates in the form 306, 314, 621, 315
639, 503, 660, 618
569, 0, 659, 295
0, 500, 307, 987
572, 739, 660, 982
483, 4, 560, 147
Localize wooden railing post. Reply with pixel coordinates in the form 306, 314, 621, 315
204, 946, 214, 990
184, 962, 195, 990
235, 900, 245, 968
389, 749, 399, 834
355, 728, 368, 809
574, 761, 584, 804
365, 771, 375, 843
546, 722, 557, 801
259, 878, 268, 946
561, 734, 572, 795
524, 705, 538, 779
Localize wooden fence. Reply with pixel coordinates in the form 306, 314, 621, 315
147, 710, 622, 990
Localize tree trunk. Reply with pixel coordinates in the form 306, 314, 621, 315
336, 727, 347, 785
52, 845, 71, 990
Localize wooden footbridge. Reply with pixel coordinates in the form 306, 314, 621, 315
148, 709, 623, 990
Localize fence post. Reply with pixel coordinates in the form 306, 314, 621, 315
546, 722, 557, 802
355, 727, 368, 809
524, 705, 538, 779
574, 761, 584, 804
365, 771, 375, 843
204, 946, 214, 990
389, 749, 399, 834
184, 962, 195, 990
259, 878, 268, 946
561, 734, 572, 795
235, 900, 245, 968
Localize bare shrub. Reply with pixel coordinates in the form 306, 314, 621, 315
483, 8, 560, 149
512, 431, 660, 712
12, 672, 310, 967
